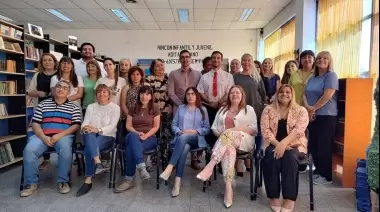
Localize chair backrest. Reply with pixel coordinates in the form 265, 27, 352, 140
305, 128, 309, 140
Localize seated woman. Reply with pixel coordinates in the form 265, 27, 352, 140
197, 85, 258, 208
76, 84, 120, 197
260, 84, 309, 212
159, 87, 210, 197
115, 85, 160, 193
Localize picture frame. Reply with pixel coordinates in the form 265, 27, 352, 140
68, 35, 78, 51
27, 23, 43, 39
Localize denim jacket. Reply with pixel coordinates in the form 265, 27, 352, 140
171, 104, 210, 147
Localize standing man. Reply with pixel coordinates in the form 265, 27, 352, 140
168, 50, 202, 113
197, 51, 234, 172
73, 42, 107, 77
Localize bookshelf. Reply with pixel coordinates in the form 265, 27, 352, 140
334, 78, 373, 187
0, 20, 27, 168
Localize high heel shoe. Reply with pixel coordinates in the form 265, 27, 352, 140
280, 207, 293, 212
171, 184, 180, 197
159, 172, 170, 181
224, 201, 232, 208
270, 205, 281, 212
196, 174, 209, 181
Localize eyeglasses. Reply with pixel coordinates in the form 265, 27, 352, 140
55, 84, 70, 91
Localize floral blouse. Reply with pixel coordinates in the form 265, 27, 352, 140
260, 105, 309, 153
145, 74, 172, 115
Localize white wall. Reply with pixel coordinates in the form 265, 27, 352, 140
262, 0, 295, 39
44, 29, 257, 72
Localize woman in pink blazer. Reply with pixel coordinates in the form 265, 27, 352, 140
260, 84, 309, 212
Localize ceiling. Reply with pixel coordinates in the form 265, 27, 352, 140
0, 0, 290, 30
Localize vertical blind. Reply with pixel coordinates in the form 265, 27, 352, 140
264, 18, 296, 76
316, 0, 363, 78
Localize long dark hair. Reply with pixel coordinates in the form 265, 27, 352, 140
132, 85, 155, 115
299, 50, 315, 70
183, 87, 205, 120
57, 56, 78, 87
281, 60, 298, 84
103, 57, 119, 90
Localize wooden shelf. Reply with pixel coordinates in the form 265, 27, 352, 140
0, 48, 24, 55
0, 71, 25, 76
0, 20, 23, 30
24, 33, 48, 43
25, 69, 38, 73
0, 34, 23, 43
49, 38, 67, 46
0, 114, 26, 120
25, 57, 39, 63
0, 135, 26, 144
0, 94, 25, 97
0, 157, 23, 169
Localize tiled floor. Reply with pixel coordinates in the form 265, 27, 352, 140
0, 156, 361, 212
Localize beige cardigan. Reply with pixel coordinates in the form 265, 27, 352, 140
211, 105, 257, 152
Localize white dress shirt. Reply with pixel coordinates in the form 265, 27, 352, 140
197, 68, 234, 102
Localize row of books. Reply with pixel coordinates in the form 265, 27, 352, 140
0, 24, 23, 40
0, 103, 8, 116
0, 142, 15, 165
25, 41, 43, 60
0, 59, 16, 73
0, 80, 17, 95
0, 37, 22, 52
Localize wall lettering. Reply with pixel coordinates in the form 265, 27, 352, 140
157, 44, 213, 64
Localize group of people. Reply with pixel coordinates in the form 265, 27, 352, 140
21, 41, 339, 212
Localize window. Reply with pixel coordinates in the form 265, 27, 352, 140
264, 18, 296, 76
317, 0, 377, 79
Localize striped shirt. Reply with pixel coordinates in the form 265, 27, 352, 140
32, 98, 82, 136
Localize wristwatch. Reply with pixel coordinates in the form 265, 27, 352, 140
98, 128, 103, 135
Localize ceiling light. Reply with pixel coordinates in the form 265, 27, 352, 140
111, 9, 131, 22
0, 14, 14, 22
239, 8, 254, 21
46, 9, 73, 21
178, 9, 189, 23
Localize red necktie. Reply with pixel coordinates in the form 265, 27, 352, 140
213, 71, 217, 97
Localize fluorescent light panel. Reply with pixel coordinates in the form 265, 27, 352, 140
46, 9, 73, 21
111, 9, 131, 22
0, 15, 14, 22
178, 9, 189, 23
239, 8, 253, 21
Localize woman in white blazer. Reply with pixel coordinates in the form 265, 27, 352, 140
197, 85, 258, 208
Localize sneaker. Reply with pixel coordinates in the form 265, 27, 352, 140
39, 160, 50, 170
114, 180, 135, 193
58, 182, 71, 194
313, 176, 332, 185
312, 174, 321, 180
138, 167, 151, 180
95, 163, 108, 175
20, 184, 37, 197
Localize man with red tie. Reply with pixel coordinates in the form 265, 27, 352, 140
197, 51, 234, 146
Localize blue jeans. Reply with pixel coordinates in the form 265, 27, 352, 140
169, 134, 199, 177
83, 133, 115, 177
23, 135, 73, 185
124, 132, 157, 180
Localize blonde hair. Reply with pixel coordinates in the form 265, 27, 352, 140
222, 85, 247, 114
241, 53, 261, 82
271, 84, 298, 113
95, 84, 111, 100
119, 58, 132, 67
38, 53, 58, 72
315, 51, 334, 76
263, 58, 274, 74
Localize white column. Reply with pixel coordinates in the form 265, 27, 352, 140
294, 0, 317, 52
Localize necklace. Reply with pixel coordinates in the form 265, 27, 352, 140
228, 110, 238, 114
141, 107, 147, 116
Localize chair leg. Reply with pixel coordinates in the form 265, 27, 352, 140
259, 158, 263, 187
156, 154, 160, 190
250, 156, 255, 201
20, 164, 24, 191
109, 147, 117, 188
308, 155, 315, 211
119, 149, 125, 176
253, 155, 260, 200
